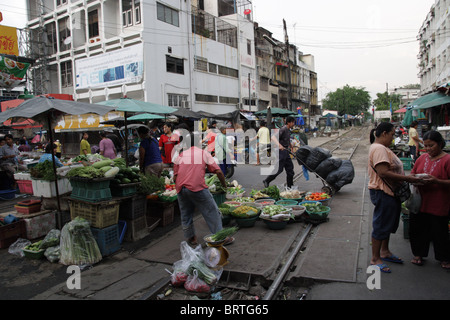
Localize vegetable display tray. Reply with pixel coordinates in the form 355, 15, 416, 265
22, 248, 45, 259
69, 199, 119, 229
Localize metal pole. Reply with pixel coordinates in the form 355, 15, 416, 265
47, 112, 61, 212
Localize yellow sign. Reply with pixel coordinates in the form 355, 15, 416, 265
55, 111, 123, 132
0, 25, 19, 56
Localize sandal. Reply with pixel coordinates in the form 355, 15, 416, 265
441, 261, 450, 270
187, 236, 198, 246
411, 257, 423, 266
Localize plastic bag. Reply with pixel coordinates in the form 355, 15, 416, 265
305, 147, 332, 171
8, 238, 31, 257
184, 269, 211, 293
405, 185, 421, 214
40, 229, 61, 250
295, 145, 313, 165
326, 160, 355, 191
44, 246, 61, 263
315, 157, 342, 179
169, 241, 205, 286
59, 217, 102, 266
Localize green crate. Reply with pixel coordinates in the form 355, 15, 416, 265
111, 184, 137, 197
71, 186, 112, 202
69, 178, 111, 190
212, 192, 226, 206
400, 157, 413, 171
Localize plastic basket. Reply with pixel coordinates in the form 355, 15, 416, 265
22, 248, 45, 259
263, 219, 288, 230
17, 180, 33, 195
69, 177, 111, 190
0, 189, 16, 200
275, 199, 299, 206
400, 157, 413, 171
90, 224, 121, 256
124, 215, 149, 242
71, 186, 112, 203
235, 215, 259, 228
15, 200, 42, 214
212, 192, 226, 206
110, 183, 138, 197
69, 199, 119, 228
119, 195, 147, 220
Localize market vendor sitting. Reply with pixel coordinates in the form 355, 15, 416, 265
39, 143, 64, 167
0, 134, 22, 188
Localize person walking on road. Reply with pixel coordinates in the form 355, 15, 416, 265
408, 121, 423, 162
409, 130, 450, 269
173, 131, 229, 246
254, 121, 270, 165
263, 116, 295, 188
368, 122, 424, 273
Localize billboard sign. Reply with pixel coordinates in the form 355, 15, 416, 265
0, 55, 30, 89
75, 43, 144, 89
0, 25, 19, 56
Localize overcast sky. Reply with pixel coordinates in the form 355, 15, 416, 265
1, 0, 436, 102
253, 0, 436, 101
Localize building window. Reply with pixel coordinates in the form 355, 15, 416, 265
247, 39, 251, 55
61, 61, 72, 87
194, 56, 208, 72
56, 0, 67, 6
58, 17, 71, 52
166, 56, 184, 74
157, 3, 179, 27
195, 94, 218, 103
46, 22, 57, 55
88, 10, 99, 38
208, 63, 217, 74
219, 96, 239, 104
123, 0, 141, 27
168, 94, 188, 107
218, 65, 238, 78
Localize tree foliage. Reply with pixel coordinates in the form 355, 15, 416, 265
321, 85, 371, 116
373, 92, 402, 111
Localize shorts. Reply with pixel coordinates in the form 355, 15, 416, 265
369, 189, 401, 240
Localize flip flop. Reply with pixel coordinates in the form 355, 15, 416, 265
411, 257, 423, 266
381, 254, 403, 264
372, 263, 391, 273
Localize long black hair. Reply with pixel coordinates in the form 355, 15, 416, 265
370, 122, 394, 144
423, 130, 446, 149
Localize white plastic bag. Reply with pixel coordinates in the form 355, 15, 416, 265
8, 238, 31, 257
405, 185, 421, 214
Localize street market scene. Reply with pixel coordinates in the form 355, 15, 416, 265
0, 0, 449, 306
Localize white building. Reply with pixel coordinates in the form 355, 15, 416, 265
25, 0, 255, 114
417, 0, 449, 94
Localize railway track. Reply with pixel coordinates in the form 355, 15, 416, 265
144, 125, 371, 301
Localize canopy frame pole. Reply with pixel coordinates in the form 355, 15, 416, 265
47, 112, 61, 212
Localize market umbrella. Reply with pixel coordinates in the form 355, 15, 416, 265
0, 95, 115, 212
394, 107, 407, 113
126, 113, 165, 121
170, 108, 203, 119
255, 107, 296, 117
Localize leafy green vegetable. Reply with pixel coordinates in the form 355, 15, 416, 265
30, 160, 58, 181
66, 166, 105, 179
138, 174, 165, 194
210, 226, 238, 241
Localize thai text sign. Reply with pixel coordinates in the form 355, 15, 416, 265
0, 25, 19, 56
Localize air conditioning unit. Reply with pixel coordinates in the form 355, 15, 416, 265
181, 101, 190, 109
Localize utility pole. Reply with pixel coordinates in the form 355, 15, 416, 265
283, 19, 292, 111
248, 73, 251, 110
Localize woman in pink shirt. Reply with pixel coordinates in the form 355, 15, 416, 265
173, 131, 228, 246
410, 130, 450, 269
99, 131, 116, 159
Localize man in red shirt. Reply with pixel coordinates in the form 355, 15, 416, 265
173, 130, 227, 246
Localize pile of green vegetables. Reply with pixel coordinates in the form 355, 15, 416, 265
138, 174, 165, 194
30, 160, 58, 181
205, 174, 226, 194
66, 166, 105, 179
59, 217, 102, 266
250, 185, 280, 200
209, 226, 238, 242
111, 167, 141, 186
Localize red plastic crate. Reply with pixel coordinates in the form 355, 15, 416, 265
15, 200, 42, 214
17, 180, 33, 195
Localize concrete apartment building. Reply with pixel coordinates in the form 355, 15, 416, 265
23, 0, 316, 117
417, 0, 449, 94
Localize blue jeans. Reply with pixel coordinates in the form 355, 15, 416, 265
177, 187, 223, 239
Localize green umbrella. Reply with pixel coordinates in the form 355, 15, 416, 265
97, 97, 176, 114
127, 113, 165, 121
